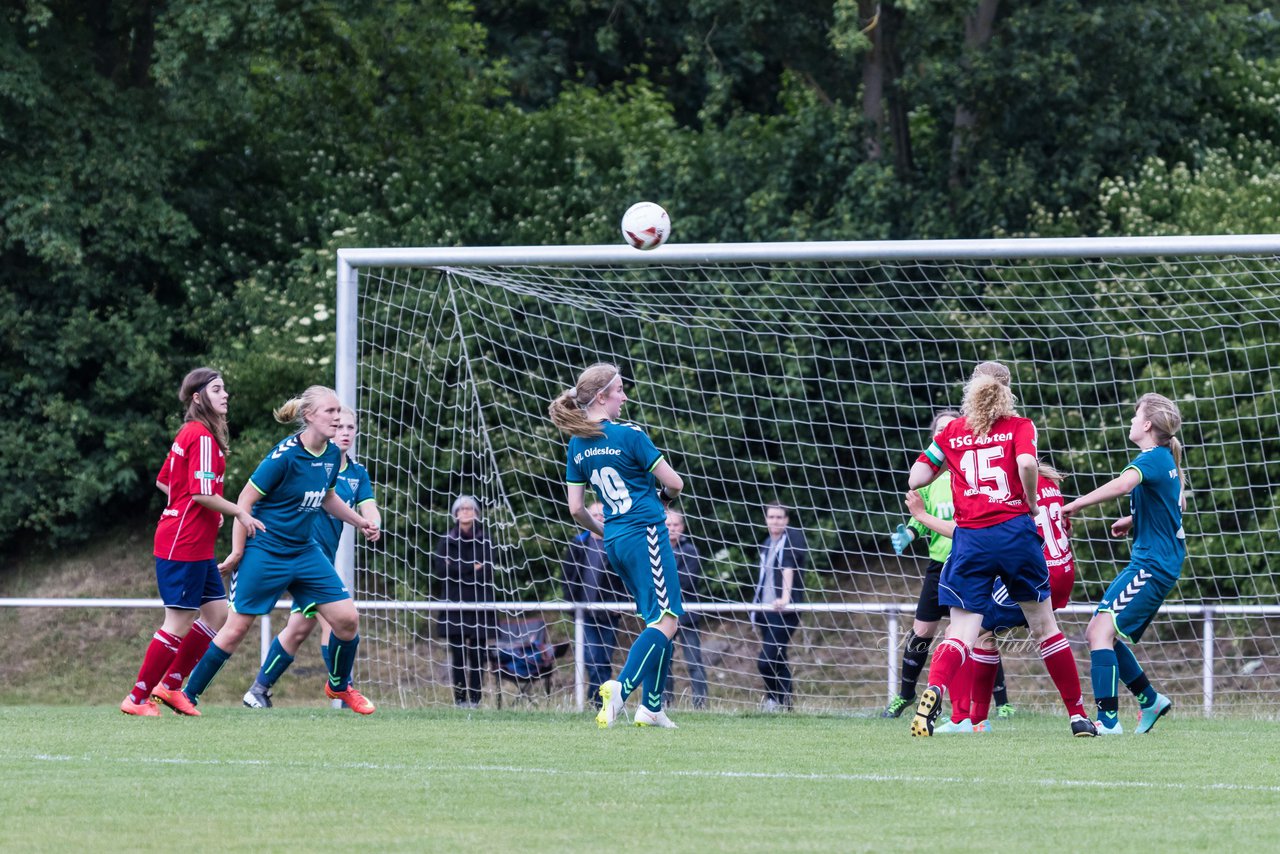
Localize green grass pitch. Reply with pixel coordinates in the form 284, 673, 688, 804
3, 706, 1278, 852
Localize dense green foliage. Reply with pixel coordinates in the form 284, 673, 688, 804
4, 0, 1280, 557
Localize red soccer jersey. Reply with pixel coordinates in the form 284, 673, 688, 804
1034, 474, 1076, 609
917, 414, 1038, 528
154, 421, 226, 561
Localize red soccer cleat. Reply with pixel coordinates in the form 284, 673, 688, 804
151, 684, 201, 717
325, 683, 375, 715
120, 697, 161, 717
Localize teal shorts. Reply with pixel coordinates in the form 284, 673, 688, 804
604, 523, 684, 626
1096, 560, 1180, 643
230, 543, 350, 616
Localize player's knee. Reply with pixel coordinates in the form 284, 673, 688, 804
326, 610, 359, 639
1085, 615, 1115, 648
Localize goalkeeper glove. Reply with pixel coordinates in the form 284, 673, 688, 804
890, 524, 915, 555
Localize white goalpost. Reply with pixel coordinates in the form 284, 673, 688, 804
334, 235, 1280, 717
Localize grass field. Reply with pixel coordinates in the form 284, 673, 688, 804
4, 706, 1278, 852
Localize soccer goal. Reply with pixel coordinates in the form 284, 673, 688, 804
335, 235, 1280, 716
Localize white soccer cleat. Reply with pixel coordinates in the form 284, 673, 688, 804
595, 680, 626, 729
634, 707, 678, 729
933, 719, 974, 734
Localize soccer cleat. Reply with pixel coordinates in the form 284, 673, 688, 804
326, 683, 376, 715
120, 697, 161, 717
880, 694, 915, 718
1094, 718, 1124, 735
1136, 693, 1172, 734
995, 703, 1016, 719
933, 719, 974, 734
242, 684, 273, 709
972, 719, 993, 733
634, 707, 678, 729
151, 684, 201, 716
910, 685, 943, 737
596, 679, 626, 729
1071, 714, 1099, 737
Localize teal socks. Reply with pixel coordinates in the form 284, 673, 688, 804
328, 634, 359, 690
255, 636, 295, 689
618, 627, 669, 698
641, 639, 675, 712
1114, 640, 1157, 708
1090, 647, 1119, 725
183, 641, 232, 702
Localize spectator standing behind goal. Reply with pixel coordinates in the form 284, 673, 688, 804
561, 501, 623, 708
751, 503, 807, 712
883, 409, 1011, 721
549, 361, 687, 729
181, 385, 380, 714
432, 495, 497, 709
1061, 393, 1185, 735
122, 368, 265, 717
907, 361, 1095, 738
240, 405, 381, 710
665, 508, 709, 710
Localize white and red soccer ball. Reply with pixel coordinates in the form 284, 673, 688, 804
620, 202, 671, 250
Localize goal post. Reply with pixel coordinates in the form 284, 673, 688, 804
336, 236, 1280, 716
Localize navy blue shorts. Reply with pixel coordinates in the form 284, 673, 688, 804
939, 515, 1049, 615
154, 557, 226, 610
604, 523, 684, 626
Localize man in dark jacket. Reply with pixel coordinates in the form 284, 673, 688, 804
561, 502, 625, 707
665, 508, 708, 709
432, 495, 496, 707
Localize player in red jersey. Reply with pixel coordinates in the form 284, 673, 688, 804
120, 368, 264, 716
904, 461, 1078, 732
906, 362, 1094, 737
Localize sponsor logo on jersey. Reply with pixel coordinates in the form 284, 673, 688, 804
947, 431, 1014, 449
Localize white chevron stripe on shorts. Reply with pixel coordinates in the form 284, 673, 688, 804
1114, 569, 1153, 612
647, 526, 669, 610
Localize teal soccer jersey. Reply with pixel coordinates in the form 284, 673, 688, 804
565, 420, 666, 532
247, 434, 342, 554
565, 420, 682, 624
312, 458, 375, 562
1124, 445, 1186, 574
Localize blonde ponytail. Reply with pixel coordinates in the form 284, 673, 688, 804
548, 362, 622, 439
1138, 392, 1184, 474
274, 385, 337, 429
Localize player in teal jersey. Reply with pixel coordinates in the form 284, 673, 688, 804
1062, 393, 1185, 734
182, 386, 381, 713
240, 405, 381, 710
549, 362, 686, 729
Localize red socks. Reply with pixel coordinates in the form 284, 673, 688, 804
969, 649, 1001, 723
1039, 632, 1086, 718
160, 619, 218, 691
127, 629, 181, 703
924, 638, 969, 700
948, 655, 974, 723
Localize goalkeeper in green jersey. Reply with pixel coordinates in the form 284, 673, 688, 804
881, 410, 1011, 719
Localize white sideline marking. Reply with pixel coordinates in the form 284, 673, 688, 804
17, 753, 1280, 795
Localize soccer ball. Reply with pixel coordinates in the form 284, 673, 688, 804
620, 202, 671, 250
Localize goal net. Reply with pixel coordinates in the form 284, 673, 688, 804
336, 237, 1280, 717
